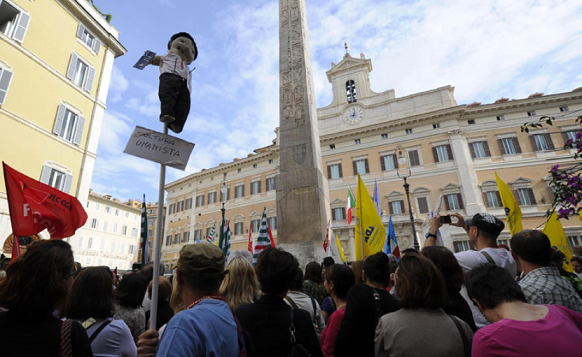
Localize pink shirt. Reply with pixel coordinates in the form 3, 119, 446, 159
473, 305, 582, 357
320, 306, 346, 357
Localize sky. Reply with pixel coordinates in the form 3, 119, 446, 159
91, 0, 582, 203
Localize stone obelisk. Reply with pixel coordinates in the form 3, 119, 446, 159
276, 0, 330, 265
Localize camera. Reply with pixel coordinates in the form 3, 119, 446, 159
439, 215, 452, 224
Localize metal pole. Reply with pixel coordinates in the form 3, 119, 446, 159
403, 177, 419, 251
149, 123, 168, 330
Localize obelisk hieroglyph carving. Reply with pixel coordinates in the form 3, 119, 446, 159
276, 0, 330, 264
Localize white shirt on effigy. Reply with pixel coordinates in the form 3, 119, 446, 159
159, 50, 192, 93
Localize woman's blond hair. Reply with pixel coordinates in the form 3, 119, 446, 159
219, 256, 260, 311
170, 273, 184, 314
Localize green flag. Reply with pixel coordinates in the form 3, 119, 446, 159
253, 208, 270, 265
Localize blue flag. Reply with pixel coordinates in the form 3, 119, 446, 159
373, 180, 381, 216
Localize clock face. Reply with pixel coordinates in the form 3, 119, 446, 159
344, 106, 364, 125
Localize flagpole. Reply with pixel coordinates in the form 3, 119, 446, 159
150, 123, 168, 331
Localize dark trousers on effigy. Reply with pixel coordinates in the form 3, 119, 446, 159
158, 73, 190, 131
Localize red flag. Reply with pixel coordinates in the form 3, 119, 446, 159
267, 223, 275, 247
3, 162, 88, 239
247, 226, 254, 254
323, 220, 330, 252
11, 235, 21, 259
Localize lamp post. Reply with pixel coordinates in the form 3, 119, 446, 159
397, 147, 420, 251
220, 180, 228, 229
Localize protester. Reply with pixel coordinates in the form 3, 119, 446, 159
551, 250, 582, 298
64, 266, 136, 357
466, 264, 582, 357
219, 255, 261, 311
421, 246, 477, 331
145, 276, 174, 331
350, 259, 364, 284
169, 273, 184, 314
426, 212, 516, 327
322, 257, 335, 275
511, 229, 582, 313
335, 252, 400, 357
156, 244, 239, 356
0, 240, 93, 357
375, 253, 473, 357
571, 255, 582, 279
320, 258, 335, 322
320, 264, 354, 357
285, 265, 326, 335
303, 261, 327, 304
236, 247, 323, 357
114, 272, 149, 342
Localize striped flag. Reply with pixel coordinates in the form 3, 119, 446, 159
253, 208, 271, 265
206, 222, 216, 244
346, 186, 356, 225
218, 219, 231, 257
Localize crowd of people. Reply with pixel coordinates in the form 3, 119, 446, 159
0, 211, 582, 357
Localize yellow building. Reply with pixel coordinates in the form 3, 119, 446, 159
161, 53, 582, 267
0, 0, 126, 245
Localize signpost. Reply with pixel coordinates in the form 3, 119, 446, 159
124, 125, 194, 329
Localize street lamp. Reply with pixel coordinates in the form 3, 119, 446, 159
396, 146, 419, 251
220, 180, 228, 226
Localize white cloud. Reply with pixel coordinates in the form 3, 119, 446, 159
108, 66, 129, 103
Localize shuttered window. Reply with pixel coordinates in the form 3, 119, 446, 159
469, 141, 491, 159
76, 24, 101, 53
408, 150, 421, 167
388, 200, 405, 215
530, 134, 554, 152
327, 163, 343, 179
514, 188, 536, 206
52, 105, 85, 145
332, 207, 346, 221
352, 159, 369, 175
482, 191, 502, 208
0, 2, 30, 43
66, 52, 96, 93
266, 177, 276, 191
498, 137, 522, 155
416, 197, 429, 214
432, 144, 453, 163
251, 181, 261, 195
235, 184, 245, 198
0, 66, 13, 105
380, 154, 398, 171
40, 165, 73, 194
444, 193, 464, 211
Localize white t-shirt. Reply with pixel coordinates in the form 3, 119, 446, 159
455, 247, 517, 328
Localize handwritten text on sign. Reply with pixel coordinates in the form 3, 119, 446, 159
124, 126, 194, 170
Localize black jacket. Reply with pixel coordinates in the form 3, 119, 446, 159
236, 294, 324, 357
335, 284, 400, 357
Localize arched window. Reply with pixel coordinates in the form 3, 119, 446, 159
346, 80, 357, 103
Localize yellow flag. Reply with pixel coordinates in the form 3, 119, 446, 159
543, 211, 574, 273
495, 172, 523, 236
355, 174, 387, 260
336, 233, 346, 264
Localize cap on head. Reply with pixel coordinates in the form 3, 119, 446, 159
167, 32, 198, 61
177, 244, 226, 278
465, 212, 504, 237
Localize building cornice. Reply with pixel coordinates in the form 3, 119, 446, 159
61, 0, 126, 57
